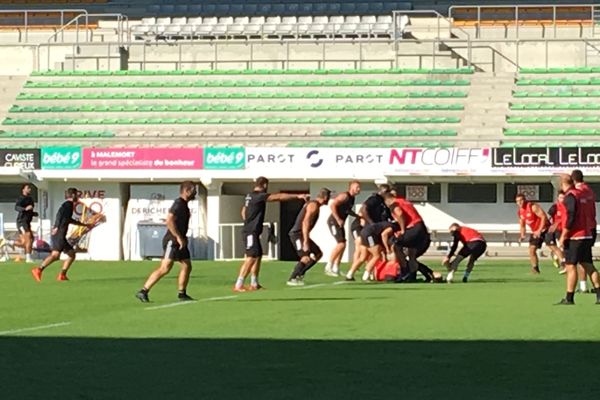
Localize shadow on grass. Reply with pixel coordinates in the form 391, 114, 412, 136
1, 338, 597, 400
238, 297, 389, 302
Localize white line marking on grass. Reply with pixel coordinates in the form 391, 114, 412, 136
0, 322, 71, 336
145, 295, 238, 310
293, 283, 328, 289
333, 281, 350, 285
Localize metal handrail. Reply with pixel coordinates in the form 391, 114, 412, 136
48, 13, 128, 47
0, 8, 87, 42
449, 3, 599, 39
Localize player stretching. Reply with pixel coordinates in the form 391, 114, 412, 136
136, 181, 197, 303
234, 176, 308, 292
547, 191, 567, 274
515, 193, 558, 274
324, 180, 361, 277
571, 169, 597, 293
556, 175, 600, 305
11, 184, 38, 263
443, 223, 487, 283
287, 188, 331, 286
31, 188, 90, 282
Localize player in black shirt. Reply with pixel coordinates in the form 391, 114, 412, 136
234, 176, 308, 292
11, 183, 38, 263
31, 188, 90, 282
287, 188, 331, 286
324, 180, 361, 277
136, 181, 197, 303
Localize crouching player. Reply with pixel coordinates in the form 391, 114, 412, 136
345, 221, 399, 281
443, 223, 487, 283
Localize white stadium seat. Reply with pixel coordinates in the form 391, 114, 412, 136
298, 16, 313, 24
218, 16, 234, 25
156, 17, 171, 25
141, 17, 156, 25
187, 17, 202, 25
250, 16, 266, 24
180, 24, 196, 37
234, 16, 250, 25
345, 15, 361, 24
313, 16, 329, 24
376, 15, 393, 24
202, 17, 218, 25
163, 24, 182, 37
172, 17, 187, 25
281, 16, 297, 24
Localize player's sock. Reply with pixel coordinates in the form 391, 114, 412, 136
346, 271, 354, 280
532, 265, 541, 274
446, 270, 455, 282
324, 261, 332, 272
234, 276, 244, 289
299, 259, 318, 276
250, 275, 258, 287
579, 281, 588, 292
361, 270, 370, 281
141, 287, 149, 294
25, 254, 33, 262
289, 262, 306, 280
566, 291, 575, 303
595, 288, 600, 302
463, 271, 471, 279
332, 263, 340, 274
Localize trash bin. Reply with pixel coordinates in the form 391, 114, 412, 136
138, 220, 167, 259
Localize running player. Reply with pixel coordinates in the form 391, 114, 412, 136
11, 183, 38, 263
324, 180, 361, 277
547, 191, 567, 274
31, 188, 90, 282
233, 176, 308, 292
346, 220, 398, 281
571, 169, 597, 293
136, 181, 197, 303
443, 223, 487, 283
287, 188, 331, 286
556, 175, 600, 305
515, 193, 557, 274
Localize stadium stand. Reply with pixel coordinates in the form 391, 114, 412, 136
0, 67, 472, 145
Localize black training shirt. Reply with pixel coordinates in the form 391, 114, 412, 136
290, 200, 320, 235
242, 191, 269, 235
54, 200, 75, 236
165, 197, 191, 240
363, 193, 390, 223
15, 195, 35, 224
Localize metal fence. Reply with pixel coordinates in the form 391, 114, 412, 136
0, 8, 88, 42
216, 222, 278, 261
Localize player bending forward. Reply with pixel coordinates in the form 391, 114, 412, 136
287, 188, 331, 286
31, 188, 91, 282
345, 220, 399, 281
443, 223, 487, 283
136, 181, 197, 303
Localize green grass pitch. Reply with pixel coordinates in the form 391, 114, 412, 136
0, 259, 598, 399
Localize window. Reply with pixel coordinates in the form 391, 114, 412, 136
504, 183, 554, 203
0, 184, 37, 203
392, 183, 441, 203
448, 183, 496, 203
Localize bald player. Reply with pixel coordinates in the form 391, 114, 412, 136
571, 169, 597, 293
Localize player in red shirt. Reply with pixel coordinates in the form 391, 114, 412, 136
443, 223, 487, 283
556, 175, 600, 305
571, 169, 597, 293
515, 193, 559, 274
547, 191, 567, 274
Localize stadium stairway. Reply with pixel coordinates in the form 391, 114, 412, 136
504, 67, 600, 146
0, 67, 481, 147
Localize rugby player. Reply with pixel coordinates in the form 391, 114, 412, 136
11, 184, 38, 263
443, 223, 487, 283
571, 170, 597, 293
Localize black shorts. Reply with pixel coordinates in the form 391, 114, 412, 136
17, 221, 32, 234
350, 219, 362, 240
243, 232, 263, 258
360, 226, 383, 248
51, 234, 73, 254
327, 216, 346, 243
162, 236, 191, 262
544, 230, 561, 246
289, 232, 321, 258
564, 238, 593, 265
395, 222, 431, 257
529, 231, 547, 249
592, 228, 597, 245
458, 240, 487, 261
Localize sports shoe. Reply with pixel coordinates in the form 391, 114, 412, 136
31, 267, 42, 282
552, 254, 560, 269
462, 276, 468, 283
25, 255, 34, 263
555, 298, 575, 305
595, 299, 600, 305
558, 266, 567, 275
248, 284, 265, 291
56, 273, 69, 281
325, 269, 339, 277
233, 286, 247, 293
345, 276, 355, 282
286, 279, 304, 286
531, 266, 541, 275
178, 293, 194, 301
135, 290, 149, 303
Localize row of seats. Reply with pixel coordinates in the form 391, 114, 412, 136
17, 90, 468, 100
3, 116, 461, 125
500, 141, 596, 147
517, 78, 600, 86
513, 91, 600, 98
507, 116, 600, 123
453, 20, 592, 27
504, 128, 600, 136
510, 103, 600, 110
33, 68, 474, 76
0, 131, 113, 138
10, 103, 464, 113
519, 67, 600, 74
321, 129, 456, 136
132, 15, 404, 39
24, 79, 470, 89
287, 141, 448, 148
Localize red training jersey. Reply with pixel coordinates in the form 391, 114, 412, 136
576, 182, 597, 233
457, 226, 485, 243
553, 201, 567, 231
565, 188, 591, 240
393, 197, 423, 228
518, 201, 548, 232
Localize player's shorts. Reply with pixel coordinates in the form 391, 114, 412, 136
395, 222, 431, 257
360, 224, 383, 248
289, 232, 322, 259
529, 230, 547, 249
350, 219, 362, 240
162, 236, 191, 262
326, 215, 346, 243
51, 234, 73, 254
458, 240, 487, 261
563, 238, 593, 265
17, 221, 31, 234
243, 232, 262, 258
592, 228, 597, 245
544, 230, 561, 246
